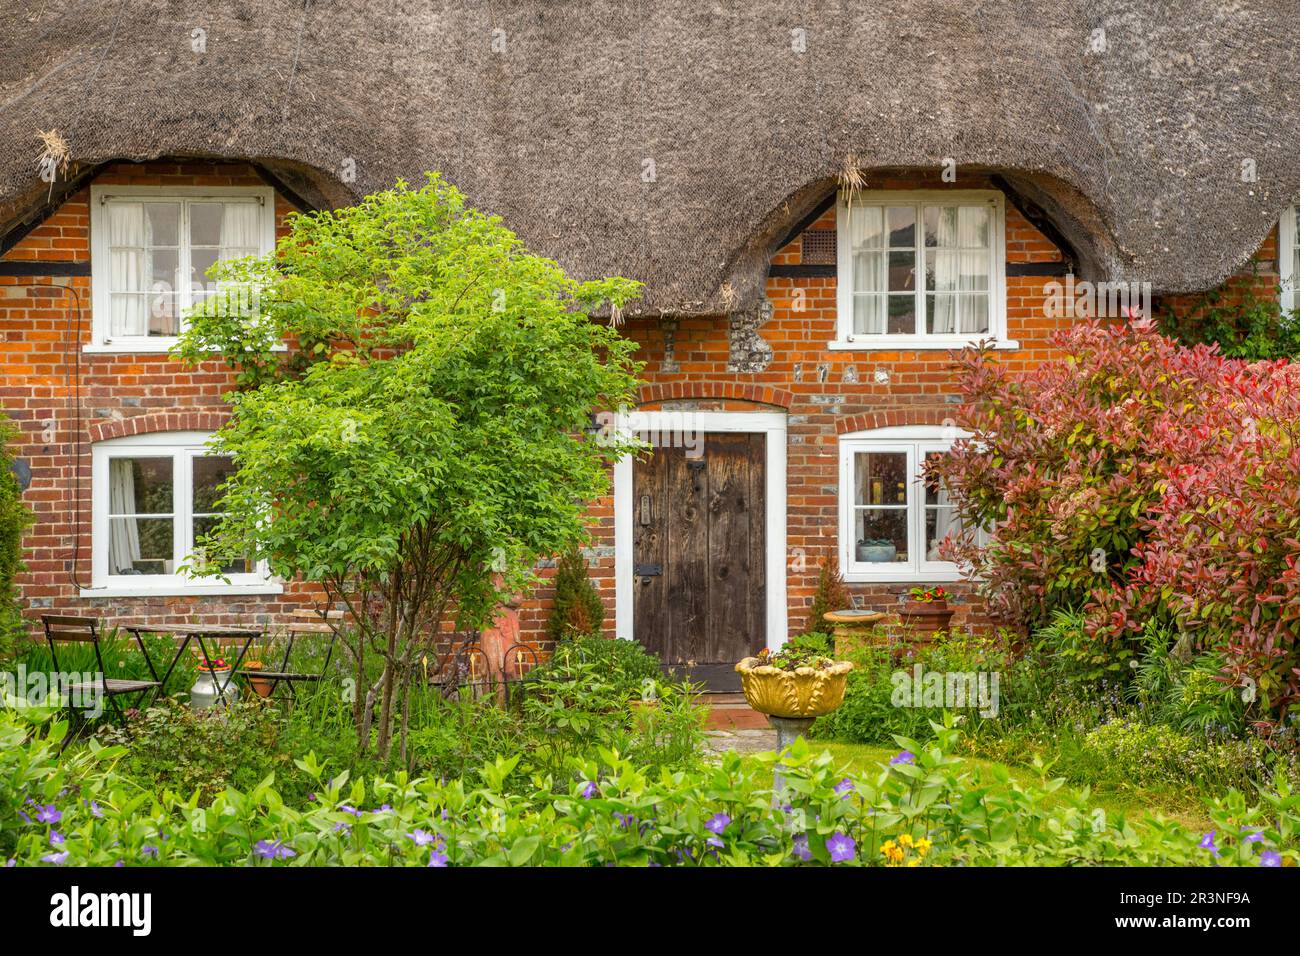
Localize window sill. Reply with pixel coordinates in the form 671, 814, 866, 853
826, 338, 1019, 352
841, 568, 964, 585
79, 581, 284, 599
83, 342, 288, 355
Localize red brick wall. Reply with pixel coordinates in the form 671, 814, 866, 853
514, 172, 1287, 646
2, 163, 1287, 655
1, 161, 319, 633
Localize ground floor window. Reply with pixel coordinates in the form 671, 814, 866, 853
838, 425, 972, 583
89, 431, 273, 595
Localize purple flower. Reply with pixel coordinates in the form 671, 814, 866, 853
890, 751, 916, 766
1198, 831, 1219, 856
112, 860, 123, 868
826, 831, 856, 863
579, 780, 597, 799
339, 804, 362, 817
705, 812, 731, 835
791, 833, 812, 862
333, 822, 351, 835
833, 778, 855, 799
83, 799, 103, 819
4, 859, 14, 868
34, 805, 61, 825
407, 829, 435, 847
706, 835, 724, 849
371, 804, 392, 815
428, 848, 449, 868
41, 851, 69, 865
253, 840, 296, 860
48, 831, 64, 846
613, 812, 636, 829
141, 845, 158, 859
1243, 830, 1265, 843
17, 810, 31, 825
1260, 851, 1282, 867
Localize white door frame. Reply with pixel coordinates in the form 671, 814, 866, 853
613, 409, 788, 651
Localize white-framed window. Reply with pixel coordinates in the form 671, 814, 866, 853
838, 425, 976, 583
1281, 204, 1298, 316
87, 431, 279, 597
88, 185, 275, 352
833, 190, 1012, 350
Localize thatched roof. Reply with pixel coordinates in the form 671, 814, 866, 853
1, 1, 1296, 314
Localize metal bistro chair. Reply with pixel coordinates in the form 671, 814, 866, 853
41, 615, 162, 723
237, 608, 342, 702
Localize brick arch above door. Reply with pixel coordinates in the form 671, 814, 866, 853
836, 407, 957, 435
89, 410, 230, 443
636, 382, 793, 411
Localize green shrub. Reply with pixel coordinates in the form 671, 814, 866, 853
546, 548, 606, 642
0, 417, 32, 662
5, 704, 1296, 867
804, 555, 851, 634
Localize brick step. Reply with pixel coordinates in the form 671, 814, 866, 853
701, 693, 770, 730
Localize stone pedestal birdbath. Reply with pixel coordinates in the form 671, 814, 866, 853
735, 651, 854, 793
822, 609, 887, 656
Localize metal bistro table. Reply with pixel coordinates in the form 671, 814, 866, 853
123, 623, 263, 707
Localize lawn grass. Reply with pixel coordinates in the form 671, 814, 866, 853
810, 740, 1213, 831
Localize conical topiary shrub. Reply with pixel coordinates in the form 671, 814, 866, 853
546, 547, 605, 642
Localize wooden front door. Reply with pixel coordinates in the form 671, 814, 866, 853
632, 432, 766, 664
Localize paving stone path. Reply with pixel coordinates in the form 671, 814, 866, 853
703, 727, 778, 756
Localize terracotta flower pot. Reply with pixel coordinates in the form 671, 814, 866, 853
898, 599, 954, 644
734, 656, 854, 718
242, 662, 275, 699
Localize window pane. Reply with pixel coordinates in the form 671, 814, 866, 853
887, 250, 915, 292
109, 292, 147, 338
109, 516, 174, 575
925, 507, 962, 562
145, 203, 180, 247
193, 456, 236, 513
853, 250, 885, 292
148, 289, 180, 337
854, 452, 908, 506
923, 206, 955, 248
961, 294, 990, 334
854, 295, 885, 335
190, 203, 225, 246
847, 205, 884, 250
192, 515, 252, 574
190, 246, 221, 290
886, 206, 916, 247
957, 206, 990, 248
855, 508, 908, 562
887, 294, 916, 335
108, 457, 173, 515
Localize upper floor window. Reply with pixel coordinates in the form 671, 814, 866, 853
838, 425, 979, 583
87, 431, 278, 597
834, 190, 1009, 349
88, 185, 274, 352
1281, 204, 1298, 316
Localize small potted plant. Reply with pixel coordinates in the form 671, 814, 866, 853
734, 644, 853, 720
190, 651, 240, 710
898, 585, 954, 644
239, 638, 275, 699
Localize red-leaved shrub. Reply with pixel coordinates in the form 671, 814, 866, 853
933, 320, 1300, 721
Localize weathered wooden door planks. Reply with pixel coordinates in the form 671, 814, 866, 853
632, 432, 765, 664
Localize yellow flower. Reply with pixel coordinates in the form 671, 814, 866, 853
898, 834, 914, 848
916, 838, 932, 856
906, 859, 921, 867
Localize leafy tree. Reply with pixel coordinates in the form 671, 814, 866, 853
176, 175, 644, 760
545, 547, 605, 642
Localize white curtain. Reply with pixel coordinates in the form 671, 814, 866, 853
215, 202, 260, 314
107, 203, 145, 337
219, 202, 260, 259
108, 458, 140, 573
851, 206, 886, 334
930, 206, 989, 334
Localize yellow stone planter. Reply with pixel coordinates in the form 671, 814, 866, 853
734, 656, 854, 719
